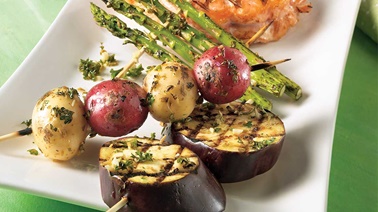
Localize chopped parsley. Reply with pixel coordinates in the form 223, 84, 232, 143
100, 43, 118, 66
128, 139, 138, 149
110, 64, 143, 79
79, 44, 120, 81
150, 132, 156, 140
79, 58, 103, 81
40, 100, 49, 110
131, 151, 153, 162
49, 124, 58, 132
115, 159, 134, 171
56, 87, 79, 99
27, 149, 39, 156
251, 138, 275, 150
176, 157, 196, 169
52, 106, 74, 124
21, 119, 32, 127
146, 93, 155, 106
244, 121, 253, 128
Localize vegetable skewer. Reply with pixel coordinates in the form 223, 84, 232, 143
241, 86, 273, 111
91, 3, 182, 63
100, 0, 199, 67
133, 0, 291, 100
91, 4, 274, 110
0, 128, 32, 142
106, 197, 128, 212
245, 20, 274, 46
167, 0, 302, 99
136, 0, 216, 52
101, 0, 286, 97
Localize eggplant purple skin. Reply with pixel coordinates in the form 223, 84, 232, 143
168, 131, 285, 183
100, 159, 226, 212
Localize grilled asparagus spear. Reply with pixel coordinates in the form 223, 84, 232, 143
166, 0, 301, 99
101, 0, 199, 67
91, 3, 273, 110
101, 0, 286, 97
90, 3, 185, 65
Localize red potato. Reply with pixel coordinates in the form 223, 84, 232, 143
193, 45, 251, 104
85, 79, 148, 137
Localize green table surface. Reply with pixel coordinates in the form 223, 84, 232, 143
0, 1, 377, 211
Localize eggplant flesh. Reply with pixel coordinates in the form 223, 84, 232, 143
99, 136, 226, 212
167, 102, 286, 183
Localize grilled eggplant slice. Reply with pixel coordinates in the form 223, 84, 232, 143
99, 136, 226, 212
167, 102, 285, 183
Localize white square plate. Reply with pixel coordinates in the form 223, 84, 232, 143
0, 0, 361, 211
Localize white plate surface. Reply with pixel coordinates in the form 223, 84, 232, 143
0, 0, 361, 211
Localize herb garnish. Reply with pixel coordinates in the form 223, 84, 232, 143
27, 149, 39, 156
244, 121, 253, 128
67, 88, 79, 99
251, 138, 275, 150
131, 151, 153, 162
128, 139, 138, 149
21, 119, 32, 127
52, 106, 74, 124
146, 93, 155, 106
150, 132, 156, 140
56, 87, 79, 99
40, 100, 49, 110
110, 64, 143, 79
49, 124, 58, 132
79, 58, 102, 81
116, 159, 134, 171
177, 157, 196, 169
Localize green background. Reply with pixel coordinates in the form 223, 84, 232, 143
0, 0, 377, 211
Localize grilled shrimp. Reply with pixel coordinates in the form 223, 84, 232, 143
161, 0, 312, 43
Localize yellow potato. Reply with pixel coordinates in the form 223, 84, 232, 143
143, 62, 199, 123
31, 86, 90, 161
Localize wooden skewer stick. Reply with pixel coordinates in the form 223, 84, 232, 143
107, 197, 128, 212
106, 135, 165, 212
251, 58, 291, 71
228, 0, 241, 8
245, 20, 274, 46
115, 47, 146, 79
0, 128, 33, 142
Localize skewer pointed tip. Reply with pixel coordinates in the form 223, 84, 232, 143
250, 58, 291, 71
107, 197, 128, 212
0, 128, 33, 142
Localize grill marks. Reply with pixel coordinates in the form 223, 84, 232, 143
99, 137, 198, 184
172, 102, 285, 152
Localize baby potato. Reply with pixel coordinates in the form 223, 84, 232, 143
143, 62, 199, 123
84, 79, 149, 137
31, 86, 90, 161
193, 45, 251, 104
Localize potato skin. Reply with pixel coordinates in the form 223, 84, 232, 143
31, 86, 89, 161
85, 79, 148, 137
100, 155, 226, 212
143, 62, 199, 123
193, 46, 251, 104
